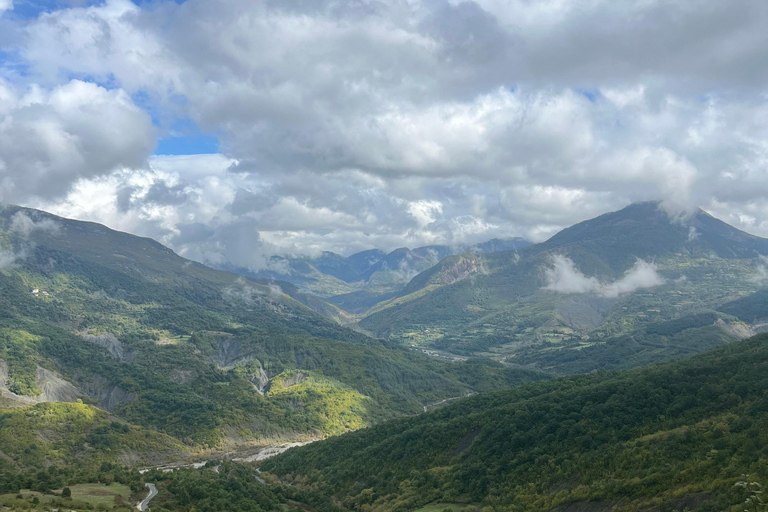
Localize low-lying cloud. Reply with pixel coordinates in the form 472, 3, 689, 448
0, 250, 16, 269
10, 212, 60, 237
222, 277, 264, 305
543, 255, 666, 298
750, 255, 768, 284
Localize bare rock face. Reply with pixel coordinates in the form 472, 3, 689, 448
717, 318, 756, 339
79, 374, 137, 412
250, 367, 271, 395
0, 360, 82, 405
81, 333, 128, 362
212, 337, 256, 368
440, 256, 480, 286
35, 367, 82, 403
280, 372, 308, 388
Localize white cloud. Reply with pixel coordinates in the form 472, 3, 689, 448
0, 250, 15, 268
222, 277, 264, 305
601, 259, 667, 298
4, 0, 768, 263
601, 85, 646, 109
543, 255, 601, 294
751, 255, 768, 284
543, 255, 666, 297
0, 79, 154, 202
0, 0, 12, 13
407, 200, 443, 227
10, 211, 59, 236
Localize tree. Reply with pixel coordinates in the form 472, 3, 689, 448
62, 487, 72, 498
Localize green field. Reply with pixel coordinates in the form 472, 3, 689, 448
1, 483, 133, 510
63, 483, 133, 508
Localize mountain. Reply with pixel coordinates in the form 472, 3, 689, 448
0, 204, 544, 454
264, 331, 768, 512
0, 402, 187, 472
357, 201, 768, 371
226, 238, 532, 297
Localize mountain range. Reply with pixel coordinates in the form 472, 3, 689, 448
0, 204, 542, 457
4, 200, 768, 512
224, 238, 531, 298
348, 202, 768, 371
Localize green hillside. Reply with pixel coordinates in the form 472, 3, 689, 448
0, 401, 186, 473
358, 202, 768, 370
0, 205, 544, 451
264, 332, 768, 512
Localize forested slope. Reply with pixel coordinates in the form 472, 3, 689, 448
357, 202, 768, 372
265, 332, 768, 512
0, 204, 544, 450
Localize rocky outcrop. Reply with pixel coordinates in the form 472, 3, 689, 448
280, 372, 308, 388
80, 374, 137, 412
718, 318, 758, 339
35, 367, 82, 402
439, 256, 481, 286
0, 361, 82, 405
250, 367, 271, 394
170, 369, 195, 385
81, 333, 128, 362
212, 338, 256, 368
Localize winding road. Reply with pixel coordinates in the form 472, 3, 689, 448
137, 482, 157, 511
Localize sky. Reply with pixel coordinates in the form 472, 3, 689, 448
2, 0, 768, 270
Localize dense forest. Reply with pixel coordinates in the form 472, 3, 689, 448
263, 332, 768, 512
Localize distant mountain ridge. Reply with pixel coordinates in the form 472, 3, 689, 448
224, 237, 531, 296
357, 201, 768, 370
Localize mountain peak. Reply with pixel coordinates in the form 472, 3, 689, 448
535, 200, 768, 269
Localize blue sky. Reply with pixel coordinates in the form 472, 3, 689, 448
7, 0, 184, 20
156, 121, 220, 155
4, 0, 209, 156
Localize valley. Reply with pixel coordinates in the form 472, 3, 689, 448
3, 201, 768, 512
0, 204, 544, 458
235, 202, 768, 378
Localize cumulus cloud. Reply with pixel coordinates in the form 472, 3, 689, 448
543, 256, 601, 295
4, 0, 768, 264
601, 260, 667, 298
0, 79, 154, 202
543, 255, 666, 297
0, 0, 12, 13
